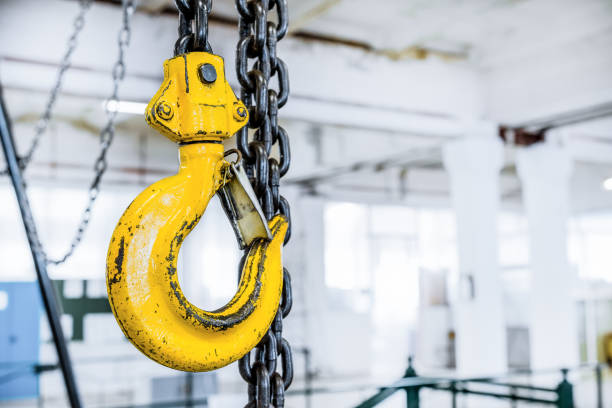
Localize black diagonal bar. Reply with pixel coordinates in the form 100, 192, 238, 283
0, 84, 82, 408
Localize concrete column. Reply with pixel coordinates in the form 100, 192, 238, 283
299, 196, 372, 378
516, 142, 578, 370
300, 197, 329, 374
442, 124, 507, 375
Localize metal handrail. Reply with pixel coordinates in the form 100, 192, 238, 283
354, 361, 607, 408
2, 353, 605, 408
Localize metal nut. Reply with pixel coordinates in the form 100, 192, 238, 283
234, 105, 248, 122
156, 102, 173, 120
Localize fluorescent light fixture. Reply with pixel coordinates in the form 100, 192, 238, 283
603, 177, 612, 191
105, 100, 147, 115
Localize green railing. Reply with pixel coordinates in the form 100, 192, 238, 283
3, 354, 605, 407
355, 358, 605, 408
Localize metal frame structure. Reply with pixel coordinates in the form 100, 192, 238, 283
0, 83, 82, 407
355, 359, 606, 408
500, 102, 612, 146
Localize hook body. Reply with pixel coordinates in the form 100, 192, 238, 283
106, 52, 287, 372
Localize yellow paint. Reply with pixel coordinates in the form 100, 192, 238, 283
145, 52, 247, 143
106, 52, 287, 372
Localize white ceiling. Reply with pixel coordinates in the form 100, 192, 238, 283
2, 0, 612, 210
293, 0, 612, 65
144, 0, 612, 67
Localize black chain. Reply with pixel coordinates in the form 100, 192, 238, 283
46, 0, 136, 265
0, 0, 93, 176
170, 1, 292, 404
174, 0, 213, 55
234, 1, 292, 407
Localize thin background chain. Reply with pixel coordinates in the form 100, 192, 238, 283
49, 0, 137, 265
0, 0, 93, 176
234, 1, 293, 407
2, 0, 136, 265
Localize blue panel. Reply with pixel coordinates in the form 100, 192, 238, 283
0, 282, 41, 400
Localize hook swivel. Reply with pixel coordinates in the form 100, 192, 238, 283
106, 52, 288, 372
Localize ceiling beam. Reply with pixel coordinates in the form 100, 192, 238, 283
0, 0, 480, 136
289, 0, 343, 33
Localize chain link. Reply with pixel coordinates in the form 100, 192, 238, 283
0, 0, 93, 176
235, 1, 293, 406
10, 0, 136, 266
174, 0, 213, 56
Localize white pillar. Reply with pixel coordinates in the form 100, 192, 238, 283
299, 197, 329, 373
516, 142, 578, 370
443, 124, 507, 375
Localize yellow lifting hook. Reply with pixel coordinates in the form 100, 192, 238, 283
106, 52, 288, 372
